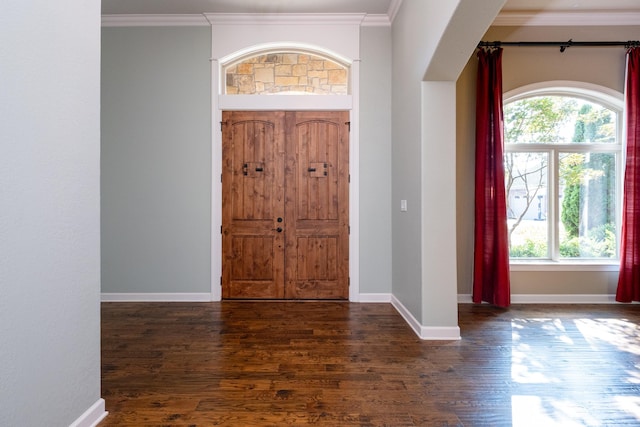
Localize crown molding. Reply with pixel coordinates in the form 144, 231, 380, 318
494, 10, 640, 26
101, 14, 209, 27
101, 12, 395, 28
97, 7, 640, 29
388, 0, 403, 23
361, 14, 391, 27
203, 13, 366, 26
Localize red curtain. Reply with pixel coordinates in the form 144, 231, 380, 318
473, 48, 511, 307
617, 47, 640, 303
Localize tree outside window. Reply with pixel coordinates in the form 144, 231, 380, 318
504, 93, 621, 260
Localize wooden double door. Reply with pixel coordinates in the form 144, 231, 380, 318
222, 111, 349, 299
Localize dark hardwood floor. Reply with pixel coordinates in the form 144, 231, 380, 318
100, 302, 640, 426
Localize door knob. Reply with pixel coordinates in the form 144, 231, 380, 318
277, 217, 283, 223
275, 227, 283, 233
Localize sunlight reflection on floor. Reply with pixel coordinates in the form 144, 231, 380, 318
511, 317, 640, 426
512, 395, 599, 427
616, 396, 640, 420
574, 318, 640, 355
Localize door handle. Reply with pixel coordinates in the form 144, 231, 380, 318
273, 227, 283, 233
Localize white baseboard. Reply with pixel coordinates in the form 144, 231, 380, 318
458, 293, 620, 304
458, 294, 473, 303
102, 292, 625, 304
101, 293, 213, 302
69, 398, 107, 427
358, 293, 392, 303
512, 294, 617, 304
102, 292, 395, 303
391, 295, 461, 341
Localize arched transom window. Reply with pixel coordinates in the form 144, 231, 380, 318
224, 51, 349, 95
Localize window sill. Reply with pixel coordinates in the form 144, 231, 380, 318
510, 261, 619, 272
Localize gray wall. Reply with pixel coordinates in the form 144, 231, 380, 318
0, 0, 102, 424
101, 25, 393, 297
101, 27, 212, 294
391, 0, 433, 321
360, 26, 393, 294
392, 0, 504, 326
457, 25, 639, 296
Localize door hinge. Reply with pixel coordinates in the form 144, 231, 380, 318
220, 277, 222, 286
220, 174, 223, 183
348, 174, 351, 183
348, 225, 351, 234
220, 225, 223, 234
220, 121, 227, 132
345, 121, 351, 132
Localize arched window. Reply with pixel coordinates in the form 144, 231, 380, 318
223, 51, 349, 95
503, 83, 623, 261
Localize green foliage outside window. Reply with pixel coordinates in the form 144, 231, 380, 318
504, 94, 618, 259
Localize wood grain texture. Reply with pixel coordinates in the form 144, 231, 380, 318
222, 111, 285, 299
222, 111, 349, 300
101, 303, 640, 426
285, 111, 349, 299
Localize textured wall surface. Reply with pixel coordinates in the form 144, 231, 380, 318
0, 0, 102, 424
101, 27, 212, 294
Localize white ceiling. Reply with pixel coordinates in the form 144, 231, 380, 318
101, 0, 640, 15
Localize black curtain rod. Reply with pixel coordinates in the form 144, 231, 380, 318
478, 39, 640, 52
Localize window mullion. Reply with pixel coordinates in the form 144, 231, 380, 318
548, 148, 559, 261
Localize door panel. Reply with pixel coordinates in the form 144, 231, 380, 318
222, 110, 348, 300
222, 111, 285, 299
285, 111, 349, 299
